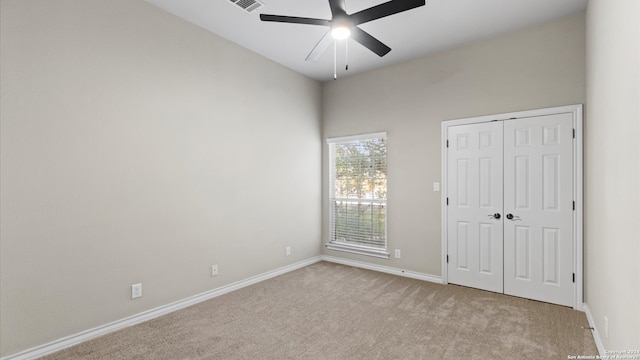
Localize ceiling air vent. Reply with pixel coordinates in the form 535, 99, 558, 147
229, 0, 264, 14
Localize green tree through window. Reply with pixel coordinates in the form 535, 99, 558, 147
329, 134, 387, 251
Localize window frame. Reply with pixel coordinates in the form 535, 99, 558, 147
326, 132, 390, 259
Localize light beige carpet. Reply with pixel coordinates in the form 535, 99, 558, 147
41, 261, 598, 359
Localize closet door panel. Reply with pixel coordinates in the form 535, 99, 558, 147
447, 122, 504, 293
503, 114, 574, 307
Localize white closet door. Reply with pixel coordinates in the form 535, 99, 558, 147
503, 114, 574, 307
447, 121, 504, 293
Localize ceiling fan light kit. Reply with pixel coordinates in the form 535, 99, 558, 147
331, 23, 352, 40
260, 0, 426, 78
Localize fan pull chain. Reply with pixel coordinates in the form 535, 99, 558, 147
333, 41, 337, 80
345, 40, 349, 71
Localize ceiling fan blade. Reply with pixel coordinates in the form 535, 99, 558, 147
328, 0, 347, 16
351, 27, 391, 57
260, 14, 331, 26
306, 31, 333, 62
350, 0, 425, 25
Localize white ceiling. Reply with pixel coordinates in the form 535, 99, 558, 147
145, 0, 588, 82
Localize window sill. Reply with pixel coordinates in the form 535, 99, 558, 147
325, 242, 390, 259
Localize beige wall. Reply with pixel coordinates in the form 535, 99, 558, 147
0, 0, 322, 356
322, 13, 586, 276
585, 0, 640, 349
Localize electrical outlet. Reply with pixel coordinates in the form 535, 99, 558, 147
212, 264, 218, 276
286, 246, 291, 256
131, 283, 142, 299
604, 316, 609, 338
395, 249, 401, 258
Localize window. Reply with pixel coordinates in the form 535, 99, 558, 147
327, 132, 388, 258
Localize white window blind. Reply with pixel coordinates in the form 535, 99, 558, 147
328, 132, 387, 256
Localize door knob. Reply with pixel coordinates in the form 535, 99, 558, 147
488, 213, 501, 219
506, 213, 519, 220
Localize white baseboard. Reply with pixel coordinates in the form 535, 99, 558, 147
1, 256, 323, 360
321, 255, 443, 284
582, 303, 606, 357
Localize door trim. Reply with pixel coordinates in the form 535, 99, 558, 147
441, 104, 583, 310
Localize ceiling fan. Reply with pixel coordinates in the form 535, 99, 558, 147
260, 0, 426, 62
